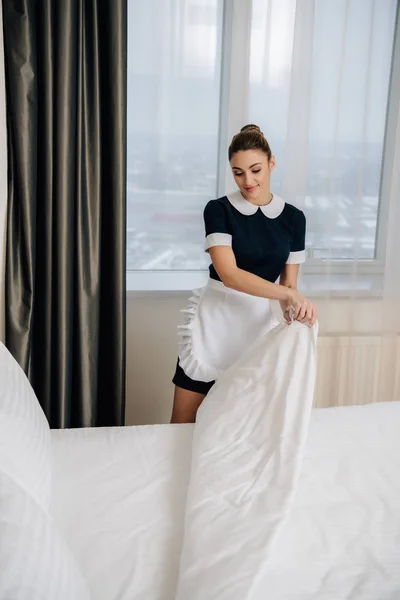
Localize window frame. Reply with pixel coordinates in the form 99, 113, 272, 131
126, 0, 400, 293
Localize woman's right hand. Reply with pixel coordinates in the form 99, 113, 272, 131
285, 289, 317, 327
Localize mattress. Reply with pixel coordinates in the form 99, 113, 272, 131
50, 402, 400, 600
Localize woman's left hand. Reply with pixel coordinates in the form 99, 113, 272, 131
280, 298, 317, 327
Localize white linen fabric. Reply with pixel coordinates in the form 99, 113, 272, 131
48, 319, 400, 600
0, 469, 90, 600
50, 401, 400, 600
178, 278, 279, 382
50, 425, 193, 600
175, 319, 318, 600
0, 342, 51, 510
252, 401, 400, 600
2, 326, 399, 600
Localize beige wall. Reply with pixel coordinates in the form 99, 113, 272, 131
126, 292, 386, 425
126, 293, 185, 425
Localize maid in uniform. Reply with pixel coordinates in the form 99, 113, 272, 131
170, 125, 317, 423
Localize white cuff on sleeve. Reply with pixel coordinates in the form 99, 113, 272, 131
204, 233, 232, 252
286, 250, 306, 264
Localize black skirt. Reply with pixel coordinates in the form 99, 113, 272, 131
172, 359, 215, 396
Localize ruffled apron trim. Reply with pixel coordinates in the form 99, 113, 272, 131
177, 287, 224, 383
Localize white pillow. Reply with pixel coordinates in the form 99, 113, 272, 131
0, 342, 51, 510
0, 470, 91, 600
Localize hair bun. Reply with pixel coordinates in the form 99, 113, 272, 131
240, 124, 262, 134
229, 124, 271, 161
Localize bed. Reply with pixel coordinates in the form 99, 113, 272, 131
1, 324, 400, 600
50, 404, 400, 600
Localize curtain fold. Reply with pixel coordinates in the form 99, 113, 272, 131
2, 0, 126, 428
0, 0, 6, 344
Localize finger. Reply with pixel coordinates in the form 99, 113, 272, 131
287, 307, 294, 320
307, 306, 315, 327
287, 307, 294, 322
297, 305, 307, 322
283, 309, 292, 325
293, 305, 302, 320
310, 306, 318, 327
305, 305, 313, 322
299, 305, 311, 323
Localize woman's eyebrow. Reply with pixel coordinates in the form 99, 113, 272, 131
232, 162, 262, 170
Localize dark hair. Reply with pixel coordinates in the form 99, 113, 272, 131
228, 124, 272, 162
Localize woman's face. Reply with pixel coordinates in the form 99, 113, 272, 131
230, 149, 276, 203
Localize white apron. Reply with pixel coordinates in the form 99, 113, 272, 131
178, 278, 279, 382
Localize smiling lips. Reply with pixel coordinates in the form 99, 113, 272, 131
244, 185, 258, 192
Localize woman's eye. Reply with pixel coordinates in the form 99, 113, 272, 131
233, 170, 260, 176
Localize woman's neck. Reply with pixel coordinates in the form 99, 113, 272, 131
242, 191, 273, 207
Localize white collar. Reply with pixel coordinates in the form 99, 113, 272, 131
226, 190, 285, 218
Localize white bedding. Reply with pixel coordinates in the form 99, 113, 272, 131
50, 425, 193, 600
259, 401, 400, 599
51, 379, 400, 598
175, 320, 318, 599
50, 313, 400, 600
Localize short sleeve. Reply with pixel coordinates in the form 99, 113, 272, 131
203, 200, 232, 252
286, 210, 306, 264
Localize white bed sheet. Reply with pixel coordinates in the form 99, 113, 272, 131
176, 319, 318, 599
256, 401, 400, 600
51, 402, 400, 600
50, 425, 192, 600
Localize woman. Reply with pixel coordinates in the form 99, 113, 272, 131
170, 125, 317, 424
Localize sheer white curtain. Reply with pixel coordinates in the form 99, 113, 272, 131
0, 0, 7, 343
246, 0, 400, 405
127, 0, 223, 278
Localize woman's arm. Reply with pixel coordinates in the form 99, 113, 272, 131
209, 246, 317, 326
279, 263, 300, 290
209, 246, 291, 301
279, 264, 317, 326
279, 264, 301, 324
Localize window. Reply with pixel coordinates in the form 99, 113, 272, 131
248, 0, 397, 261
127, 0, 223, 276
127, 0, 399, 289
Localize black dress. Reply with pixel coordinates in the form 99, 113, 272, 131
173, 191, 306, 394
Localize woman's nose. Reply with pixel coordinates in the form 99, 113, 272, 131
244, 174, 253, 186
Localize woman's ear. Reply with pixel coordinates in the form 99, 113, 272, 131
269, 155, 276, 172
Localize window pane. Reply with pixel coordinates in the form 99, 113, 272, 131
249, 0, 397, 260
127, 0, 223, 270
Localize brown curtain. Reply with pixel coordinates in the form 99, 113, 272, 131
2, 0, 127, 428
